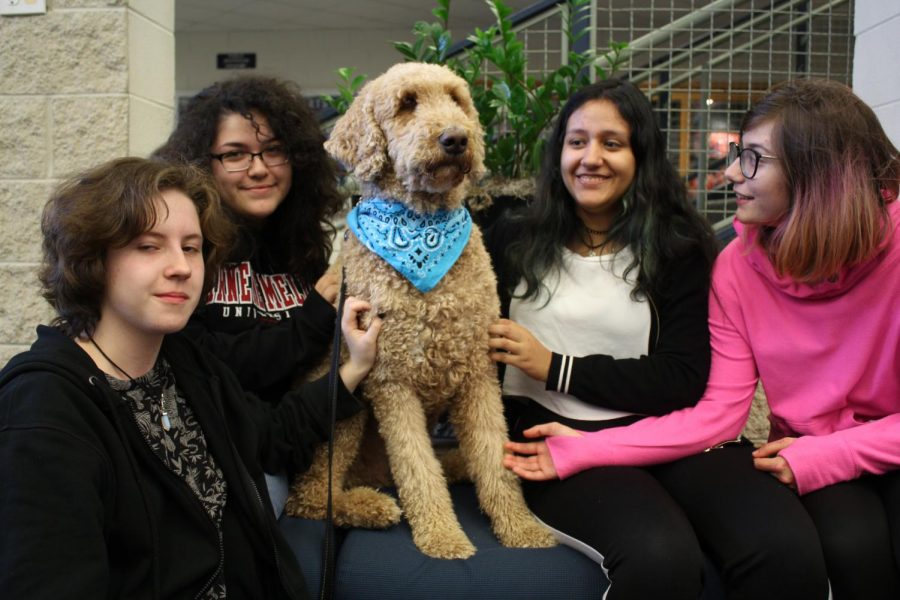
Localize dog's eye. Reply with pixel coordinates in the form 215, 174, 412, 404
399, 93, 417, 112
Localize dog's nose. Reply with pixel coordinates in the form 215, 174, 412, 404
439, 129, 468, 156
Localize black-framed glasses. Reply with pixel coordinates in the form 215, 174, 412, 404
210, 147, 290, 172
727, 142, 779, 179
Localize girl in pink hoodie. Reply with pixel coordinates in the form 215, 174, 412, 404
505, 79, 900, 598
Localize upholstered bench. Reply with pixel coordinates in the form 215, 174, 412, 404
274, 219, 761, 599
279, 483, 727, 599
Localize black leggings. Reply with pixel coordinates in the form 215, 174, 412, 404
654, 441, 829, 599
800, 470, 900, 599
506, 398, 829, 600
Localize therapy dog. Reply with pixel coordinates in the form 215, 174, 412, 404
285, 62, 555, 559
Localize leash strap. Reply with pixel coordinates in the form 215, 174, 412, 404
320, 270, 346, 600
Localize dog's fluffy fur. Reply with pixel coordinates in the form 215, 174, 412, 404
285, 62, 555, 559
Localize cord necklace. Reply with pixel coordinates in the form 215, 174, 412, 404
89, 337, 174, 431
578, 222, 609, 257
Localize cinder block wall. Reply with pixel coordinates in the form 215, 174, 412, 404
0, 0, 174, 365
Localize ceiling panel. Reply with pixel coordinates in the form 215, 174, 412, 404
176, 0, 535, 33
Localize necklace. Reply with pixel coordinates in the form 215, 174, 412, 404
90, 337, 174, 431
583, 224, 609, 236
577, 223, 607, 257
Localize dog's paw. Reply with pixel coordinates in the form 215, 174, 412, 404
493, 513, 557, 549
414, 524, 476, 560
333, 486, 402, 529
283, 485, 328, 520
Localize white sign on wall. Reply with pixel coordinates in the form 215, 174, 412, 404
0, 0, 46, 16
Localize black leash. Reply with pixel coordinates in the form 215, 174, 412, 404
319, 270, 346, 600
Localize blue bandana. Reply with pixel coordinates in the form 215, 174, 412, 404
346, 198, 472, 292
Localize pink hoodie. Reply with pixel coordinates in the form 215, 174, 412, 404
547, 201, 900, 495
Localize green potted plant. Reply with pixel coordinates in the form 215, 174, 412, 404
324, 0, 628, 210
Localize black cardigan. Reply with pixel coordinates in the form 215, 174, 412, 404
0, 325, 361, 599
484, 218, 712, 417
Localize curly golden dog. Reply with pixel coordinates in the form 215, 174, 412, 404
285, 62, 554, 559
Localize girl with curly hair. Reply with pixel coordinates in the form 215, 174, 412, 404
154, 75, 345, 516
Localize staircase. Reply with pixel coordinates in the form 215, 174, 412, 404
461, 0, 854, 226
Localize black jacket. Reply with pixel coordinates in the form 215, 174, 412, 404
0, 325, 360, 599
485, 217, 712, 416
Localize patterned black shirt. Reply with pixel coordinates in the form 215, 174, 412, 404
106, 359, 228, 599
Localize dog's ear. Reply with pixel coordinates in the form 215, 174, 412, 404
325, 82, 388, 182
468, 120, 487, 184
459, 86, 487, 185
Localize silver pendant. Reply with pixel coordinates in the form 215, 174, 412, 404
160, 391, 172, 431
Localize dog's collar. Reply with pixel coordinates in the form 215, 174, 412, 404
346, 197, 472, 293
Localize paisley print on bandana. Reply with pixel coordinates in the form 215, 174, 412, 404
346, 198, 472, 292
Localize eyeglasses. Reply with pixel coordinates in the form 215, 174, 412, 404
727, 142, 779, 179
210, 147, 290, 172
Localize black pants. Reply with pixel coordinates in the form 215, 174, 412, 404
800, 470, 900, 599
505, 398, 830, 600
